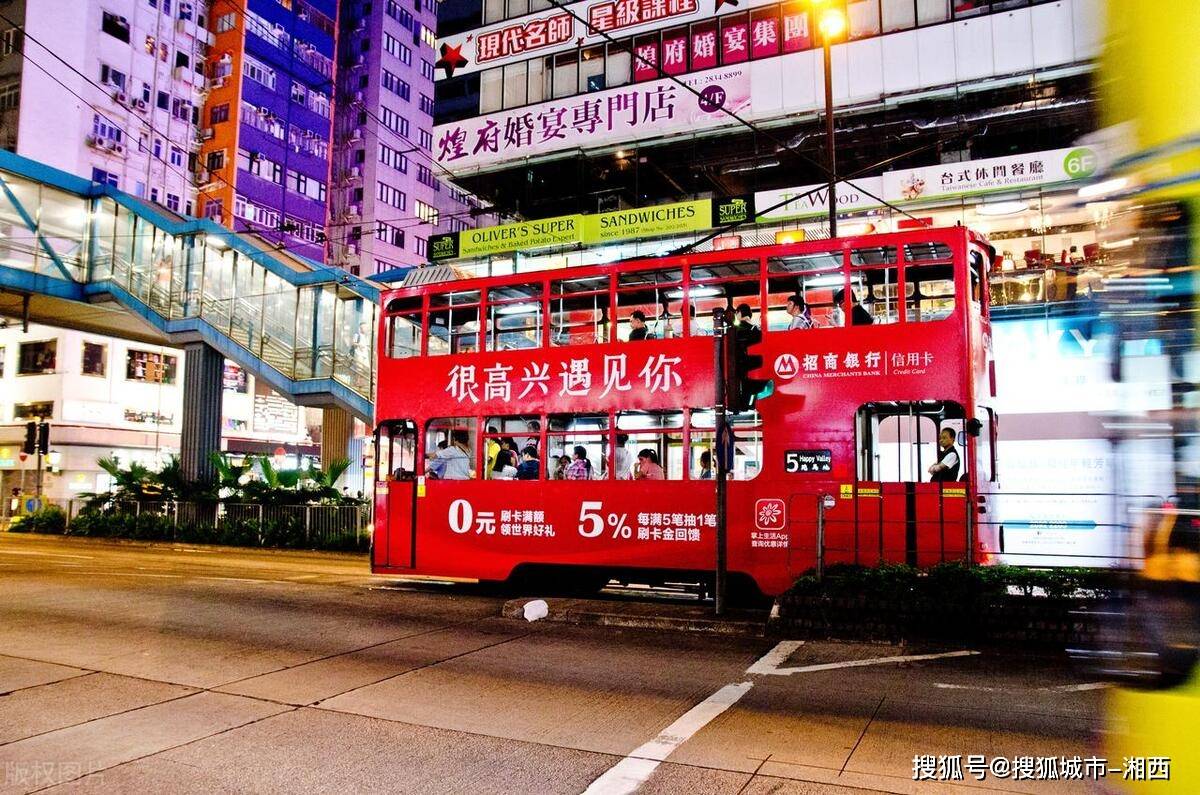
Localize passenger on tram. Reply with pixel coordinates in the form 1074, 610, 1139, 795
634, 449, 665, 480
696, 450, 713, 479
491, 448, 518, 480
927, 428, 961, 483
515, 446, 540, 480
553, 454, 572, 480
565, 446, 594, 479
834, 288, 874, 326
734, 303, 761, 345
426, 429, 472, 480
627, 310, 653, 341
614, 433, 633, 480
785, 293, 815, 330
485, 426, 500, 472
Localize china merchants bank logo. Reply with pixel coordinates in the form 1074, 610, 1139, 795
774, 353, 799, 381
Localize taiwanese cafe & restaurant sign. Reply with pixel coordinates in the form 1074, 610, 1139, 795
428, 196, 754, 261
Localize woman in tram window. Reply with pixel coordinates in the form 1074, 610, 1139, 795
634, 449, 665, 480
427, 429, 473, 480
785, 293, 815, 330
492, 448, 518, 480
565, 445, 594, 480
927, 427, 961, 483
696, 450, 714, 480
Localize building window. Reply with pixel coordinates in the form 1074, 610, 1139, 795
380, 106, 409, 138
91, 168, 119, 187
18, 340, 56, 375
421, 59, 434, 81
416, 164, 438, 188
126, 349, 178, 384
14, 401, 53, 421
210, 103, 230, 124
166, 193, 180, 212
99, 64, 126, 90
205, 150, 225, 171
156, 91, 169, 110
382, 69, 411, 101
377, 221, 405, 247
169, 146, 184, 167
415, 200, 439, 225
418, 129, 432, 151
0, 27, 22, 56
215, 11, 236, 32
101, 12, 130, 42
377, 182, 406, 210
243, 55, 277, 89
81, 342, 107, 377
415, 237, 427, 257
204, 198, 224, 221
379, 143, 409, 173
419, 94, 434, 115
90, 113, 123, 143
0, 82, 19, 111
385, 1, 414, 29
171, 97, 192, 122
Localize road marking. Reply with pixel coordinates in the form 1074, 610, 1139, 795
748, 642, 978, 676
102, 572, 184, 578
746, 640, 806, 675
0, 550, 95, 560
581, 682, 753, 795
934, 681, 1107, 693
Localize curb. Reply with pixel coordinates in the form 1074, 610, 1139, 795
502, 598, 768, 637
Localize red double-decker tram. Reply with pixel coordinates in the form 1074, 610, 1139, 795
373, 227, 999, 597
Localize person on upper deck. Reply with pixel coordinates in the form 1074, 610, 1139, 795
927, 427, 961, 483
834, 288, 874, 326
627, 310, 652, 341
785, 293, 815, 330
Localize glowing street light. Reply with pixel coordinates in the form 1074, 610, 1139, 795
812, 1, 848, 238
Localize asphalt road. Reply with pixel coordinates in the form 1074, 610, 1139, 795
0, 533, 1107, 794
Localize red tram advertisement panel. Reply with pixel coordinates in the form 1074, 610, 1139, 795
373, 227, 999, 596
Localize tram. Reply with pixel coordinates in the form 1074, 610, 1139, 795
372, 227, 999, 596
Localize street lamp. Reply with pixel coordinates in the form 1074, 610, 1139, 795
813, 1, 847, 238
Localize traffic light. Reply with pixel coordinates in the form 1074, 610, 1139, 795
22, 422, 36, 456
36, 422, 49, 455
729, 331, 766, 413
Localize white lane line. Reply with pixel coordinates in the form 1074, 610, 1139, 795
1042, 682, 1108, 692
101, 572, 184, 578
745, 640, 805, 675
933, 682, 1004, 692
748, 642, 978, 676
581, 681, 753, 795
934, 681, 1107, 693
0, 550, 95, 560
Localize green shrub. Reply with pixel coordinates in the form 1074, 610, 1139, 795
9, 506, 68, 534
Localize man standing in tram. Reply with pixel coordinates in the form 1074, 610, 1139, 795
427, 430, 473, 480
927, 428, 961, 483
834, 288, 874, 326
615, 433, 633, 480
628, 310, 651, 341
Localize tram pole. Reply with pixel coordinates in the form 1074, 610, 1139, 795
712, 307, 729, 616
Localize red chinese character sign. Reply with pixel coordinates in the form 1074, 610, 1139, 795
750, 8, 781, 60
720, 13, 750, 64
781, 4, 811, 53
690, 20, 718, 70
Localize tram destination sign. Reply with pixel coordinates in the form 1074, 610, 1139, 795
784, 449, 832, 473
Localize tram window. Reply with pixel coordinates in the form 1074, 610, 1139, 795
617, 410, 685, 480
551, 275, 610, 346
387, 314, 422, 358
767, 251, 843, 274
689, 278, 759, 337
905, 264, 955, 322
856, 263, 901, 325
976, 407, 997, 482
691, 409, 762, 480
487, 283, 543, 351
424, 418, 478, 480
968, 248, 987, 311
547, 413, 609, 480
377, 419, 416, 480
617, 268, 682, 341
856, 401, 966, 483
903, 241, 953, 263
482, 416, 542, 479
688, 260, 759, 282
850, 246, 897, 267
766, 276, 841, 330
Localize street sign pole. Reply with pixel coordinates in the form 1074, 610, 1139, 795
712, 308, 729, 616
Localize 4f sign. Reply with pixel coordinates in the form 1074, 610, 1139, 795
774, 353, 799, 380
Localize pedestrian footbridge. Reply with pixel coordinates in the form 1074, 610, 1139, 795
0, 151, 377, 421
